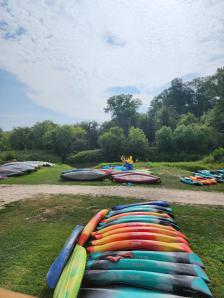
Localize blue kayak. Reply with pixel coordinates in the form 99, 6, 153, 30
112, 201, 170, 210
46, 224, 84, 288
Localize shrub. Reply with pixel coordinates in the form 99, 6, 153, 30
204, 147, 224, 163
0, 150, 16, 162
66, 149, 104, 164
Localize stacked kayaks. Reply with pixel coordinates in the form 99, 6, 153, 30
0, 161, 54, 179
180, 169, 224, 186
46, 200, 212, 297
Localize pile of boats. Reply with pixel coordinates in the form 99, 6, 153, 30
0, 161, 54, 179
180, 169, 224, 186
47, 200, 212, 297
61, 166, 161, 184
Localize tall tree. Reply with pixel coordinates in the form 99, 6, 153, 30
105, 94, 141, 134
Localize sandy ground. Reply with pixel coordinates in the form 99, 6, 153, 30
0, 184, 224, 208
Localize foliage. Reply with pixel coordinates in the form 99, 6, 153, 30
99, 127, 126, 161
105, 94, 141, 134
127, 127, 149, 160
155, 126, 174, 152
204, 147, 224, 163
66, 149, 104, 164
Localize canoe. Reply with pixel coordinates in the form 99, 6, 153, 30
53, 244, 86, 298
78, 209, 109, 246
88, 251, 205, 267
46, 224, 84, 289
83, 270, 211, 296
189, 176, 217, 185
112, 201, 170, 210
87, 239, 192, 253
78, 287, 187, 298
112, 172, 160, 184
86, 258, 208, 281
92, 226, 187, 240
61, 169, 109, 181
91, 232, 188, 246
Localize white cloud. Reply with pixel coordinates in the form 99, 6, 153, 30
0, 0, 224, 122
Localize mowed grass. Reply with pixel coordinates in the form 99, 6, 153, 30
1, 162, 224, 192
0, 195, 223, 297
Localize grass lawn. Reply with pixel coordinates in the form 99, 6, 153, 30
0, 195, 223, 297
1, 162, 224, 192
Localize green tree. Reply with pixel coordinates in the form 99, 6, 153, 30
44, 125, 87, 162
105, 94, 141, 134
31, 121, 57, 149
99, 127, 126, 161
79, 121, 99, 149
127, 127, 149, 160
9, 127, 32, 150
177, 112, 198, 126
155, 126, 174, 152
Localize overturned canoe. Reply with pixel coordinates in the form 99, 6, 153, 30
61, 169, 109, 181
113, 172, 160, 184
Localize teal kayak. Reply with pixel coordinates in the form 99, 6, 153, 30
86, 258, 209, 282
88, 251, 205, 267
97, 216, 179, 230
84, 270, 212, 296
78, 286, 188, 298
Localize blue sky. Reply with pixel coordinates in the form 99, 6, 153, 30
0, 0, 224, 130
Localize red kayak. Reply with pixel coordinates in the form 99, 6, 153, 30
112, 172, 160, 184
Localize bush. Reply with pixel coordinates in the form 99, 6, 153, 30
204, 147, 224, 163
0, 150, 16, 162
66, 149, 104, 164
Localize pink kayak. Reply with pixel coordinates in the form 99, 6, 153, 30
112, 173, 161, 184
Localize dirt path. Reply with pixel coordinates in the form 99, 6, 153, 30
0, 184, 224, 207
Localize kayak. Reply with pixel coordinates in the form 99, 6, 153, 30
83, 270, 211, 296
88, 251, 205, 267
87, 239, 192, 253
97, 216, 179, 230
86, 258, 208, 281
112, 201, 170, 210
112, 172, 160, 184
91, 232, 188, 245
103, 212, 171, 223
46, 224, 84, 289
78, 287, 187, 298
106, 206, 173, 217
53, 244, 86, 298
78, 209, 109, 246
61, 169, 109, 181
180, 177, 203, 186
92, 226, 187, 240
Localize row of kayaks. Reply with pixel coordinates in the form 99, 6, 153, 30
46, 200, 212, 297
0, 161, 54, 179
180, 169, 224, 186
61, 168, 161, 184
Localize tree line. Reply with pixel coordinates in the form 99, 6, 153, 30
0, 67, 224, 163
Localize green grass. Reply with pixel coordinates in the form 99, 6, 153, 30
0, 195, 223, 297
1, 162, 224, 192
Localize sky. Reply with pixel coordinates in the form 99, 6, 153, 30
0, 0, 224, 130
